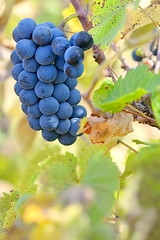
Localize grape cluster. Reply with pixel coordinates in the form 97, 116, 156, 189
11, 18, 93, 145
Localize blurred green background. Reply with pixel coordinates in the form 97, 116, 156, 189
1, 0, 160, 194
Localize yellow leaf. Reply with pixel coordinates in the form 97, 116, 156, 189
122, 1, 160, 38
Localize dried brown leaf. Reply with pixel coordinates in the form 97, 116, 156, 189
83, 112, 134, 144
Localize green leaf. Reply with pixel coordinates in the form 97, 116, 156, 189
82, 151, 119, 223
0, 190, 19, 233
77, 144, 107, 181
89, 0, 140, 49
151, 85, 160, 127
19, 145, 61, 193
137, 146, 160, 210
120, 152, 137, 189
91, 223, 116, 240
37, 152, 78, 194
122, 152, 137, 178
93, 65, 160, 113
132, 139, 159, 147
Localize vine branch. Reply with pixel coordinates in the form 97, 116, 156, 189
58, 14, 78, 29
110, 42, 130, 72
70, 0, 105, 64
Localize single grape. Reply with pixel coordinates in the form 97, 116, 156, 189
11, 63, 24, 80
22, 57, 39, 73
32, 25, 52, 45
18, 70, 38, 89
19, 89, 39, 106
64, 77, 78, 90
12, 27, 22, 42
64, 62, 84, 78
40, 114, 59, 131
27, 102, 42, 118
10, 49, 22, 65
71, 105, 87, 118
55, 119, 70, 134
17, 18, 37, 39
69, 118, 80, 136
70, 34, 76, 46
153, 49, 157, 56
35, 45, 56, 65
67, 89, 81, 106
21, 104, 28, 115
64, 46, 84, 65
58, 133, 77, 146
51, 37, 69, 55
37, 65, 57, 83
44, 22, 56, 29
53, 84, 70, 103
73, 31, 93, 51
42, 130, 59, 141
56, 102, 73, 119
34, 81, 54, 99
39, 97, 59, 115
55, 55, 65, 70
51, 28, 64, 41
27, 116, 41, 131
14, 82, 23, 96
53, 69, 67, 84
16, 39, 36, 59
132, 48, 145, 62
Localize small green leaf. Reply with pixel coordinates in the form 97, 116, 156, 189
132, 139, 159, 147
82, 151, 119, 223
122, 152, 137, 178
93, 65, 160, 113
151, 86, 160, 127
0, 190, 19, 233
90, 0, 140, 49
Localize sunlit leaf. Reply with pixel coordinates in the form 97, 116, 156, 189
89, 0, 140, 49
